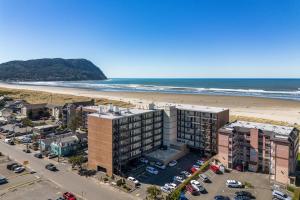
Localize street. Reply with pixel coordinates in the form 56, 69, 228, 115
0, 141, 139, 200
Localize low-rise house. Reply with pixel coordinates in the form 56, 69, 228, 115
62, 100, 95, 127
33, 124, 59, 138
21, 103, 49, 120
47, 104, 62, 121
50, 135, 80, 156
0, 108, 13, 118
4, 100, 25, 113
0, 124, 32, 138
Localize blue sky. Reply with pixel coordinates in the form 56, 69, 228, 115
0, 0, 299, 78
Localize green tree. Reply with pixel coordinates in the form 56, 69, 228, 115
68, 111, 82, 133
146, 186, 161, 200
166, 189, 181, 200
21, 118, 33, 127
69, 155, 85, 169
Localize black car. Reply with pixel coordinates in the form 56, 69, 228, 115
7, 163, 18, 170
45, 163, 57, 171
214, 195, 230, 200
234, 196, 251, 200
235, 191, 255, 199
34, 153, 43, 159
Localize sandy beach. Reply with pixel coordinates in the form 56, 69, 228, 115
0, 82, 300, 125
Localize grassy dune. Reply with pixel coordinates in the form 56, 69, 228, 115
230, 115, 300, 130
0, 87, 132, 107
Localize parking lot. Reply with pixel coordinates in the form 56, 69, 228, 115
185, 169, 273, 200
0, 155, 74, 200
131, 152, 202, 198
129, 152, 273, 200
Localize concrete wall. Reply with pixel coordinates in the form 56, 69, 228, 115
275, 143, 290, 184
163, 106, 177, 146
217, 131, 229, 168
88, 115, 113, 176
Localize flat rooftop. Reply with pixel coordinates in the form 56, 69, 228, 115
175, 104, 228, 113
223, 121, 295, 136
87, 105, 156, 119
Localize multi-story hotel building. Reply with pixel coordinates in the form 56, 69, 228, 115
88, 105, 163, 176
175, 105, 229, 156
217, 121, 299, 184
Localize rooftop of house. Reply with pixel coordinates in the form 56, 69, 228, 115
33, 124, 59, 130
87, 105, 156, 120
222, 120, 296, 138
22, 103, 47, 109
52, 135, 79, 144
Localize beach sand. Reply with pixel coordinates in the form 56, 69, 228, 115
0, 82, 299, 125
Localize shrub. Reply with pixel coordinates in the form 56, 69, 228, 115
244, 181, 254, 189
167, 158, 212, 199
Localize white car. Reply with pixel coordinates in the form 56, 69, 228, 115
14, 166, 25, 173
140, 157, 148, 164
168, 160, 177, 167
173, 176, 184, 183
165, 183, 176, 190
127, 176, 139, 185
190, 180, 201, 187
146, 166, 158, 175
160, 186, 172, 194
192, 165, 200, 170
272, 190, 292, 200
196, 160, 205, 166
180, 171, 192, 178
155, 162, 166, 169
226, 180, 243, 188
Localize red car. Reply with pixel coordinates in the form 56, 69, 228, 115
186, 184, 200, 196
210, 165, 220, 174
190, 167, 198, 174
63, 192, 77, 200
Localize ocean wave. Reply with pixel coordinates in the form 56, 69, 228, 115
13, 81, 300, 101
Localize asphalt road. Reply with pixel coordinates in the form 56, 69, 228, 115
0, 141, 138, 200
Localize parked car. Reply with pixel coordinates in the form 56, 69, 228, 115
165, 183, 176, 190
11, 164, 22, 171
199, 174, 210, 183
56, 197, 64, 200
235, 191, 255, 199
186, 184, 200, 196
196, 159, 205, 166
63, 192, 77, 200
127, 176, 139, 185
48, 153, 57, 159
180, 171, 191, 178
34, 153, 43, 159
192, 164, 200, 169
272, 190, 292, 200
140, 157, 148, 164
23, 149, 31, 153
190, 180, 206, 193
214, 195, 230, 200
0, 176, 7, 185
234, 196, 251, 200
190, 167, 198, 174
45, 163, 57, 171
7, 163, 18, 170
226, 180, 243, 188
173, 176, 184, 183
146, 166, 158, 175
160, 185, 172, 194
155, 161, 166, 169
14, 166, 25, 173
210, 165, 221, 174
168, 160, 177, 167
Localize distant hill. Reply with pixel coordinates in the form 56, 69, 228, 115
0, 58, 107, 81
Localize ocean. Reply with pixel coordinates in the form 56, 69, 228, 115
15, 78, 300, 101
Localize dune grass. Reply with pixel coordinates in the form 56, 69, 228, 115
0, 87, 132, 107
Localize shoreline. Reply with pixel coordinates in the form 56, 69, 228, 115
0, 82, 300, 125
